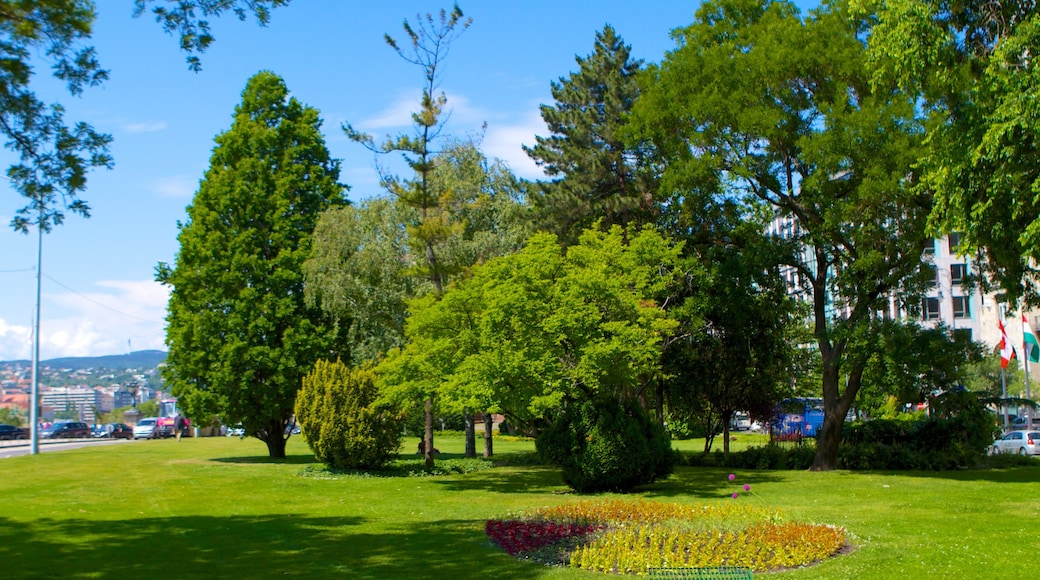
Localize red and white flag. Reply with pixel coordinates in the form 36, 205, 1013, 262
999, 317, 1017, 369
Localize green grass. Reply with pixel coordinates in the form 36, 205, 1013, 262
1, 435, 1038, 578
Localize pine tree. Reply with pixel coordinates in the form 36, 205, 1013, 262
524, 25, 658, 247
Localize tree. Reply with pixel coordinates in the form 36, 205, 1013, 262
6, 1, 287, 232
157, 71, 345, 459
524, 25, 658, 247
343, 4, 474, 469
629, 0, 930, 470
379, 226, 682, 435
305, 197, 423, 364
663, 234, 799, 454
857, 321, 984, 418
861, 0, 1040, 304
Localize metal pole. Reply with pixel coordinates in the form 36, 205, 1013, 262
29, 217, 42, 455
1001, 366, 1009, 432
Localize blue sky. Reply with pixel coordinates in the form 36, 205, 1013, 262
0, 1, 818, 361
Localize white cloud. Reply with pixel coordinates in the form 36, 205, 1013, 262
483, 110, 548, 181
150, 175, 198, 198
15, 279, 172, 360
0, 319, 32, 361
122, 121, 168, 133
359, 90, 488, 132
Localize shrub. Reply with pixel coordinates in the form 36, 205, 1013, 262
681, 445, 815, 470
536, 398, 675, 493
295, 360, 402, 470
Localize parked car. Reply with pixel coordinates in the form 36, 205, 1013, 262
0, 424, 29, 440
91, 425, 108, 438
989, 430, 1040, 456
39, 421, 90, 439
106, 423, 135, 440
133, 418, 158, 440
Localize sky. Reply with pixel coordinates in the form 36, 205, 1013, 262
0, 1, 819, 362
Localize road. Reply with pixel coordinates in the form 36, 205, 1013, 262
0, 437, 132, 459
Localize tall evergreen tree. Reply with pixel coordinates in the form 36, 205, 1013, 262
157, 71, 346, 459
524, 25, 658, 246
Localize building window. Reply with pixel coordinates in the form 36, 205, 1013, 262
952, 296, 970, 318
923, 239, 935, 255
923, 297, 940, 320
950, 263, 967, 285
929, 265, 939, 288
948, 232, 963, 254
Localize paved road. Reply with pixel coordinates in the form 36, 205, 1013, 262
0, 437, 132, 459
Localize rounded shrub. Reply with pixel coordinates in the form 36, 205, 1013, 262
295, 359, 402, 470
536, 398, 674, 493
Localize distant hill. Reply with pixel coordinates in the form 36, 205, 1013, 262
1, 350, 167, 370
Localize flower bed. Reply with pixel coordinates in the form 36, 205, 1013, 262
486, 498, 846, 575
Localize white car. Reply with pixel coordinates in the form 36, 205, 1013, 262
133, 418, 158, 440
989, 430, 1040, 456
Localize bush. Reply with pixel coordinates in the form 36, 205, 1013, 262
681, 445, 815, 470
536, 398, 675, 493
295, 360, 402, 470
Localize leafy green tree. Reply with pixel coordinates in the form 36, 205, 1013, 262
663, 235, 799, 454
857, 322, 984, 418
343, 5, 471, 468
6, 1, 287, 232
524, 25, 658, 247
629, 0, 930, 470
157, 71, 346, 459
379, 226, 682, 436
861, 0, 1040, 303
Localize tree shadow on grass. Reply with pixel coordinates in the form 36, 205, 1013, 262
211, 454, 317, 465
638, 467, 789, 501
864, 464, 1040, 484
0, 514, 566, 579
431, 464, 573, 495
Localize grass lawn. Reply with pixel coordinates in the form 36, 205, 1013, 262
0, 434, 1038, 579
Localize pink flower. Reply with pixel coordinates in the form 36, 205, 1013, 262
732, 492, 739, 499
744, 484, 750, 491
728, 473, 736, 481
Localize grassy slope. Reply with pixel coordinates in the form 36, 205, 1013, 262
0, 435, 1037, 579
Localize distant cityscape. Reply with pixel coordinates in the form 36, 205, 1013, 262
0, 350, 167, 424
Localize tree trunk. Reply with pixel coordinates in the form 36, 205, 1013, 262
424, 397, 434, 470
464, 408, 476, 458
483, 411, 493, 458
265, 434, 287, 459
811, 349, 863, 471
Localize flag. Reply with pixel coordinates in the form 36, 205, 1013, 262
1024, 315, 1040, 363
1000, 318, 1017, 369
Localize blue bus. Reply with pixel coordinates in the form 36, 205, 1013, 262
773, 398, 825, 439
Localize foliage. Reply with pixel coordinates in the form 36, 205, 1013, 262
378, 226, 683, 430
629, 0, 930, 470
839, 391, 999, 469
486, 499, 844, 574
536, 397, 675, 493
523, 25, 658, 246
133, 0, 289, 71
295, 360, 402, 470
861, 0, 1040, 303
681, 445, 817, 471
857, 321, 985, 417
0, 407, 25, 426
156, 71, 345, 458
663, 228, 800, 454
3, 0, 112, 232
6, 1, 283, 231
304, 142, 529, 364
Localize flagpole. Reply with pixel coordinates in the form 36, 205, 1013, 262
1025, 315, 1035, 430
1001, 366, 1009, 432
